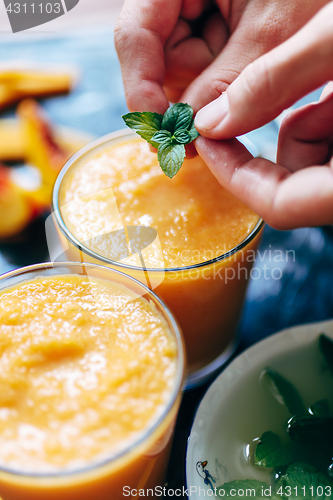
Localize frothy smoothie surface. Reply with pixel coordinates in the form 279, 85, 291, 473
59, 138, 259, 268
0, 275, 177, 473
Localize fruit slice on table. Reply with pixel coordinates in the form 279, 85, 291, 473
0, 119, 25, 161
0, 164, 33, 239
0, 100, 93, 237
18, 99, 70, 193
0, 117, 92, 164
0, 68, 73, 111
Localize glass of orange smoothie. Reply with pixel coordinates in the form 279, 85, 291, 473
0, 262, 184, 500
52, 130, 264, 387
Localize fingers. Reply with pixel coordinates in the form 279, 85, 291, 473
202, 11, 228, 57
195, 136, 333, 229
180, 0, 208, 20
194, 2, 333, 138
277, 85, 333, 171
163, 20, 216, 97
115, 0, 225, 112
115, 0, 182, 113
185, 0, 330, 114
163, 11, 228, 102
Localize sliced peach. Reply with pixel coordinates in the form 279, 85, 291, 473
18, 99, 69, 188
0, 164, 32, 239
0, 100, 91, 234
0, 117, 89, 163
0, 119, 25, 161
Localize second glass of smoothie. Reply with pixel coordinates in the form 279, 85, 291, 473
52, 130, 263, 386
0, 262, 184, 500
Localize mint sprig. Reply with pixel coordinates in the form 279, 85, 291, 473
254, 431, 297, 468
319, 334, 333, 378
121, 111, 162, 149
122, 103, 199, 178
219, 336, 333, 500
260, 367, 306, 416
274, 463, 332, 499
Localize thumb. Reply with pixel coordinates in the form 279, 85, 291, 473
194, 3, 333, 139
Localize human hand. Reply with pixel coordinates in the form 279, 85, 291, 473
194, 2, 333, 139
195, 80, 333, 229
193, 3, 333, 229
114, 0, 328, 115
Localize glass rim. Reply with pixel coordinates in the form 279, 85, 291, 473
52, 129, 264, 273
0, 261, 185, 479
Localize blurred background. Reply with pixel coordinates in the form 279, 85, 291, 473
0, 0, 332, 492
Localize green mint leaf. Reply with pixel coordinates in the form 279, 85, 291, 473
161, 102, 193, 133
274, 463, 332, 500
261, 367, 306, 416
319, 334, 333, 379
255, 431, 296, 468
188, 120, 200, 141
151, 130, 172, 144
157, 142, 185, 178
308, 400, 330, 418
287, 415, 333, 446
217, 480, 271, 499
122, 111, 163, 148
287, 415, 333, 474
173, 130, 191, 144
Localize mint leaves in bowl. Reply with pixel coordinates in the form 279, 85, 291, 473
186, 321, 333, 499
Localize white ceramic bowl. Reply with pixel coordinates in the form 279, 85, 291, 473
186, 320, 333, 498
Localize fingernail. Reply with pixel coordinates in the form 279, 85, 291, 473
195, 92, 229, 132
320, 81, 333, 101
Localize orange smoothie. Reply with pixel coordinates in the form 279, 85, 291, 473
54, 130, 263, 385
0, 263, 183, 500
